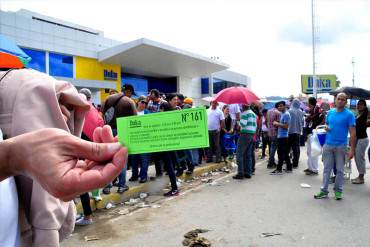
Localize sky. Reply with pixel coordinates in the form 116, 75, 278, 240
2, 0, 370, 98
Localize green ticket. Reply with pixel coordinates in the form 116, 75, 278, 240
117, 107, 209, 154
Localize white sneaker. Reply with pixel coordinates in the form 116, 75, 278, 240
75, 217, 93, 226
93, 196, 102, 202
75, 214, 83, 221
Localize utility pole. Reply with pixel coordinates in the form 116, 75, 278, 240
352, 57, 355, 87
311, 0, 317, 98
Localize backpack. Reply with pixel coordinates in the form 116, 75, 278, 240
104, 94, 125, 127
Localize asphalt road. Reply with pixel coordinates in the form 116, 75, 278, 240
63, 147, 370, 247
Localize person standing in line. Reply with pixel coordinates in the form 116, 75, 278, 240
220, 105, 234, 162
305, 97, 324, 175
251, 105, 261, 174
314, 93, 356, 200
129, 96, 150, 183
288, 99, 304, 169
351, 100, 370, 184
266, 104, 281, 168
102, 89, 137, 194
159, 102, 180, 197
233, 104, 257, 180
229, 103, 241, 128
270, 101, 292, 175
207, 101, 225, 163
76, 88, 105, 226
122, 84, 136, 98
147, 89, 165, 176
260, 109, 270, 159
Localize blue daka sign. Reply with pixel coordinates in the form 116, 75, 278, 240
104, 69, 118, 81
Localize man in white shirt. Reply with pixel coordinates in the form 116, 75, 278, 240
207, 101, 225, 163
229, 104, 241, 127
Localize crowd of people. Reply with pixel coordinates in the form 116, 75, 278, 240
1, 68, 370, 246
75, 84, 370, 225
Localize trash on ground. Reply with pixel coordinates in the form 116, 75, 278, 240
151, 204, 161, 209
201, 178, 213, 183
125, 198, 140, 206
105, 202, 114, 209
139, 193, 148, 199
184, 229, 210, 238
183, 237, 211, 247
84, 235, 100, 241
260, 232, 282, 238
183, 229, 211, 246
136, 202, 150, 208
117, 209, 130, 215
221, 168, 231, 173
300, 183, 311, 188
209, 181, 219, 186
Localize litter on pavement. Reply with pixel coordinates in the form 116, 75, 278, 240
84, 235, 100, 241
139, 193, 148, 199
105, 202, 115, 209
183, 229, 211, 247
300, 183, 312, 188
260, 232, 282, 238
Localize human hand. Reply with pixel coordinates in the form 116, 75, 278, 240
324, 125, 331, 132
7, 126, 127, 201
348, 150, 354, 160
273, 121, 279, 127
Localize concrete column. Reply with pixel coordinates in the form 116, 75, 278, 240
178, 76, 202, 106
209, 74, 214, 96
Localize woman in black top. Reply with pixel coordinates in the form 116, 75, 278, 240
352, 99, 370, 184
220, 105, 234, 161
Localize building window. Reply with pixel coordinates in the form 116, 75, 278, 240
49, 52, 73, 78
22, 48, 46, 72
201, 78, 209, 94
213, 79, 245, 94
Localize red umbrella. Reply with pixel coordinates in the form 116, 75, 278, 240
213, 87, 259, 104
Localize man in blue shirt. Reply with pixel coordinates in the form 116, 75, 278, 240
314, 93, 356, 200
271, 101, 292, 175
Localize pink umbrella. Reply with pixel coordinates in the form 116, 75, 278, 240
213, 87, 259, 104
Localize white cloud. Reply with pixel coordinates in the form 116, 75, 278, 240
2, 0, 370, 97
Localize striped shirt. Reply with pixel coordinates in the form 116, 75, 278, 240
240, 109, 257, 134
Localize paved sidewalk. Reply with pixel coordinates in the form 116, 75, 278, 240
75, 161, 233, 214
64, 146, 370, 247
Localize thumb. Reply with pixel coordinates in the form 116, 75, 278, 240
73, 138, 123, 161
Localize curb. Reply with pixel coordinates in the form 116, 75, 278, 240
76, 161, 232, 214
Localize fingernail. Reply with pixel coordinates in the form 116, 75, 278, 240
107, 142, 122, 153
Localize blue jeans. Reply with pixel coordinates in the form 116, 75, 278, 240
236, 134, 254, 176
321, 145, 347, 193
131, 154, 149, 180
105, 128, 127, 189
268, 136, 278, 165
117, 164, 127, 187
191, 149, 199, 166
184, 149, 196, 168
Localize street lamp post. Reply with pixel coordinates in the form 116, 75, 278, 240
352, 57, 355, 87
311, 0, 317, 98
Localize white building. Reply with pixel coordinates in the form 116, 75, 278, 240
0, 9, 250, 105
